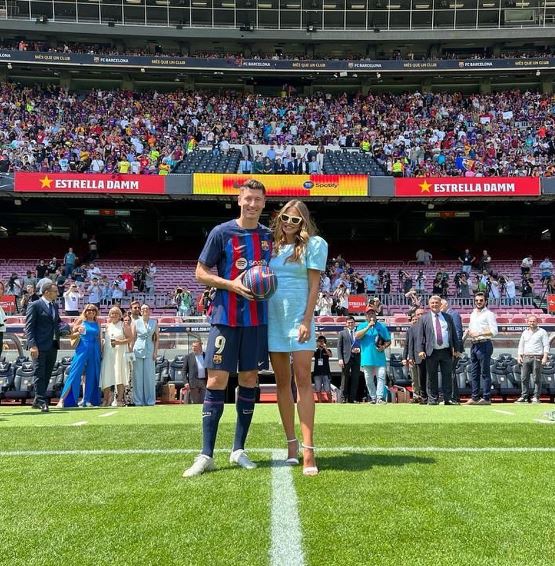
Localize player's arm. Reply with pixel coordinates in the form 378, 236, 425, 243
195, 261, 253, 300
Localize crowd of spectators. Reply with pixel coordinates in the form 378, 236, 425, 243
314, 250, 553, 318
1, 251, 163, 315
4, 39, 555, 61
2, 83, 555, 177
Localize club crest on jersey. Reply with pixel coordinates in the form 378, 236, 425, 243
261, 240, 270, 251
213, 354, 223, 365
235, 257, 248, 270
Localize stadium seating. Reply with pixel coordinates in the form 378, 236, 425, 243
388, 353, 410, 387
173, 149, 242, 174
323, 150, 386, 176
4, 362, 35, 403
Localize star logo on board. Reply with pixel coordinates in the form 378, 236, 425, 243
40, 175, 53, 189
419, 180, 431, 193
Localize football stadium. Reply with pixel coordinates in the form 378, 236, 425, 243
1, 3, 555, 565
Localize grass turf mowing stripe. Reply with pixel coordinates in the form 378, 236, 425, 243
491, 409, 515, 415
3, 446, 555, 457
98, 411, 117, 417
270, 451, 304, 566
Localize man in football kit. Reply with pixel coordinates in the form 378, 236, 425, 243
183, 179, 272, 477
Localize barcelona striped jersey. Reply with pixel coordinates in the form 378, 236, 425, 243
198, 219, 273, 327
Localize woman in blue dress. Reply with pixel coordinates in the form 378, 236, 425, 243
268, 200, 328, 476
56, 304, 102, 408
132, 304, 158, 406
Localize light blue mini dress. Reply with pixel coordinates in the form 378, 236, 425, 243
268, 235, 328, 352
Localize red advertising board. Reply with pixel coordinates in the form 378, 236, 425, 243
395, 177, 541, 198
348, 295, 368, 314
0, 295, 16, 314
14, 173, 165, 195
547, 294, 555, 314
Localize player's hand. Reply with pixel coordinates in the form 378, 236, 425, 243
518, 355, 523, 364
229, 274, 254, 300
402, 359, 407, 366
30, 346, 39, 359
298, 323, 310, 343
338, 360, 344, 368
418, 351, 426, 360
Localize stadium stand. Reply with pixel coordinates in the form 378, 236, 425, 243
1, 84, 554, 177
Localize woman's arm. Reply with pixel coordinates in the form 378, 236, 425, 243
152, 322, 159, 358
298, 269, 321, 342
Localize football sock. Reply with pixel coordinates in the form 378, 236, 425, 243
201, 389, 225, 458
233, 386, 256, 452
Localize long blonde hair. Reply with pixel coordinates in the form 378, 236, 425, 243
271, 200, 318, 263
76, 303, 99, 324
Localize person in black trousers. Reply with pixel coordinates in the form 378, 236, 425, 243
337, 315, 361, 403
25, 282, 68, 412
417, 295, 460, 405
403, 307, 428, 404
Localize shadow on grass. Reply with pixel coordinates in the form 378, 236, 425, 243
0, 409, 73, 417
317, 452, 435, 472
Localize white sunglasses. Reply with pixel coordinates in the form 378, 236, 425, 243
280, 213, 303, 226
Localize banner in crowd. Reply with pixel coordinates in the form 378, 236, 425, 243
347, 295, 368, 313
0, 295, 16, 314
14, 173, 166, 195
193, 174, 368, 197
1, 49, 555, 74
394, 177, 541, 198
548, 294, 555, 314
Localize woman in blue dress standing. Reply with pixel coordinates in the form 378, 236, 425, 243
268, 200, 328, 476
132, 304, 158, 406
56, 304, 102, 408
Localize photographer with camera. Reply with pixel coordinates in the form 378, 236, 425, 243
381, 272, 391, 295
415, 270, 426, 293
398, 269, 411, 293
174, 286, 193, 318
356, 307, 391, 404
521, 273, 534, 299
313, 336, 332, 403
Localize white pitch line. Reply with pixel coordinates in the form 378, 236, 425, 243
70, 421, 88, 427
269, 451, 304, 566
534, 419, 555, 425
98, 411, 117, 418
492, 409, 516, 416
1, 446, 555, 457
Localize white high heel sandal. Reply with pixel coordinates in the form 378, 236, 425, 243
285, 438, 300, 465
302, 445, 319, 476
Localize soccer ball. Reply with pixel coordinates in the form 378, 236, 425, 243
243, 265, 278, 300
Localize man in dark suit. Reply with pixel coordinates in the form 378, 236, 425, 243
441, 298, 464, 403
337, 315, 361, 403
403, 307, 427, 404
184, 339, 207, 404
417, 295, 460, 405
25, 282, 65, 412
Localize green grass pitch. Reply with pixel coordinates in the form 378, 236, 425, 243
1, 404, 554, 566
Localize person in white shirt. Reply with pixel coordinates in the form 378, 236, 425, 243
504, 275, 516, 305
111, 278, 125, 304
463, 292, 498, 405
520, 255, 533, 276
515, 315, 550, 403
316, 292, 333, 316
87, 263, 102, 280
63, 283, 83, 316
87, 278, 102, 307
